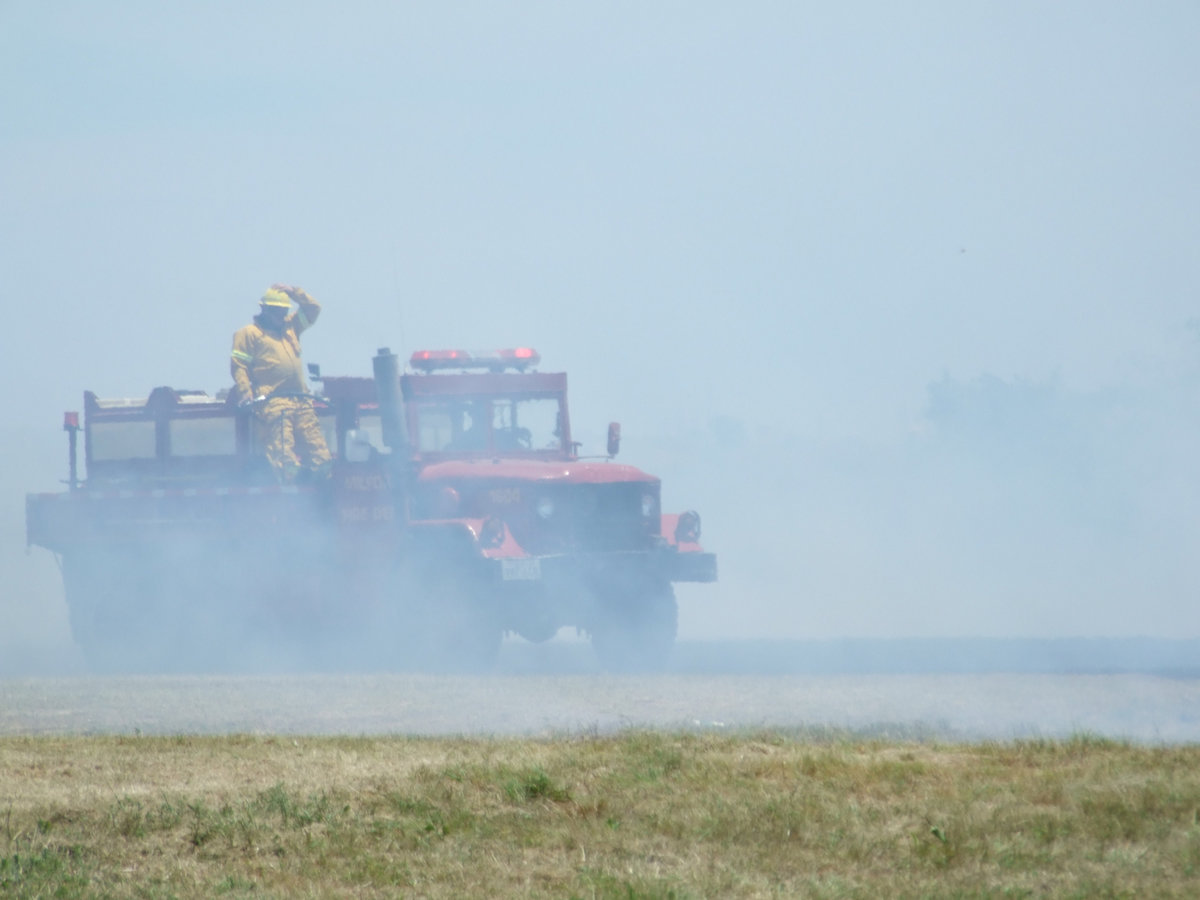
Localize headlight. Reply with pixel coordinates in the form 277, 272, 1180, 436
641, 492, 659, 518
536, 495, 555, 519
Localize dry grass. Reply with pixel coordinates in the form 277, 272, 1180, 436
2, 731, 1199, 898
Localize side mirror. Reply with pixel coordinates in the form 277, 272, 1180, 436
606, 422, 621, 458
307, 363, 322, 381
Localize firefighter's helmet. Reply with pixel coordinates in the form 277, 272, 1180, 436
260, 288, 292, 308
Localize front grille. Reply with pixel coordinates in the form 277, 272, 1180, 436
507, 483, 658, 554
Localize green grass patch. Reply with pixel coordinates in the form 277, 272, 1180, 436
2, 731, 1199, 897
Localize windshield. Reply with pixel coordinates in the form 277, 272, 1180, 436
414, 396, 564, 454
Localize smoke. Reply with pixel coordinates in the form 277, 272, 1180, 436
652, 359, 1200, 642
0, 427, 82, 675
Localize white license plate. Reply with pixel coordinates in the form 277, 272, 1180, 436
501, 558, 541, 581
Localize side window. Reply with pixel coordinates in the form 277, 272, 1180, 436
355, 414, 385, 450
520, 397, 563, 449
417, 402, 490, 452
454, 405, 488, 450
493, 397, 561, 450
90, 420, 156, 460
170, 418, 238, 456
417, 404, 454, 452
415, 397, 563, 452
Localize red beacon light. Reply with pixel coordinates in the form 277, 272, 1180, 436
494, 347, 540, 371
409, 348, 541, 373
410, 349, 471, 371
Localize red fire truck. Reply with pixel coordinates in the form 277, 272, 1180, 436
25, 348, 716, 672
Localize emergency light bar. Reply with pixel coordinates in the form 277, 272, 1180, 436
409, 348, 541, 373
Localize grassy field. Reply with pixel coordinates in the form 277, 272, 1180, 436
2, 731, 1199, 898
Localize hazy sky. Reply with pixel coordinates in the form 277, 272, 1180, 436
3, 2, 1199, 651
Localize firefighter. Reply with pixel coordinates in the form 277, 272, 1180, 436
231, 284, 333, 482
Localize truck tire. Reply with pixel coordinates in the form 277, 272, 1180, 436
589, 580, 678, 673
63, 550, 178, 673
394, 564, 502, 673
62, 551, 126, 671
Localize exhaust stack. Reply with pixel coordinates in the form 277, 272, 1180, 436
372, 347, 408, 451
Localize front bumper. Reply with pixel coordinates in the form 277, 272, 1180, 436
485, 548, 718, 585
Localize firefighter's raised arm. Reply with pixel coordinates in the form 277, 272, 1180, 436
272, 283, 321, 334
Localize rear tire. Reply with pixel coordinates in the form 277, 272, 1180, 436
63, 547, 240, 674
63, 550, 177, 673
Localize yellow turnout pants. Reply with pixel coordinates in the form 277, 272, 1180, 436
253, 396, 332, 481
